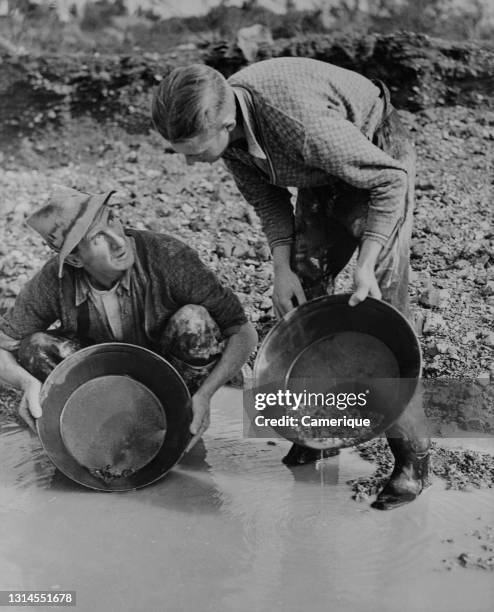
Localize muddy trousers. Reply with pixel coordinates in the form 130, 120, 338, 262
292, 109, 429, 455
17, 305, 224, 396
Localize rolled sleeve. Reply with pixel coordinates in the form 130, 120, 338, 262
170, 247, 248, 334
303, 114, 408, 243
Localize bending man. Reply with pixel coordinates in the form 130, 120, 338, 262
151, 58, 430, 509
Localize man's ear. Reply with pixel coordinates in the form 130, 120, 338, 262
65, 252, 84, 268
223, 116, 236, 133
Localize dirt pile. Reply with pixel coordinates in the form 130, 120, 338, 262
205, 31, 494, 110
2, 32, 494, 142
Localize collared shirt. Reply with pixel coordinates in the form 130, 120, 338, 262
223, 57, 408, 249
0, 229, 247, 352
71, 236, 149, 346
87, 280, 124, 340
233, 87, 267, 160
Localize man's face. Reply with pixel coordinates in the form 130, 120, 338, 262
172, 127, 231, 165
74, 207, 134, 280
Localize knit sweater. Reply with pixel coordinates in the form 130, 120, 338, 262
0, 229, 247, 351
223, 57, 409, 249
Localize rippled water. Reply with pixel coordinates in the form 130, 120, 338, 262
1, 388, 493, 612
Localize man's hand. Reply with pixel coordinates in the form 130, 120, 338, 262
349, 238, 383, 307
273, 268, 307, 318
349, 262, 382, 306
186, 392, 211, 452
19, 378, 42, 433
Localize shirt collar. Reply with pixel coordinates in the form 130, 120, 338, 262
74, 236, 135, 306
232, 86, 267, 160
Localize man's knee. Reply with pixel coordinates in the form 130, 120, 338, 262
168, 304, 215, 333
161, 304, 224, 366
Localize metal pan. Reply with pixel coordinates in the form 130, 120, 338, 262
37, 343, 192, 491
253, 295, 422, 449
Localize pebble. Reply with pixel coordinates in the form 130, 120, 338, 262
483, 332, 494, 348
436, 341, 451, 354
418, 286, 450, 309
423, 313, 447, 335
125, 151, 138, 163
480, 281, 494, 297
258, 296, 272, 311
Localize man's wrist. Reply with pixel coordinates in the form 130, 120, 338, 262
19, 373, 39, 392
358, 238, 383, 269
272, 243, 292, 272
193, 386, 213, 402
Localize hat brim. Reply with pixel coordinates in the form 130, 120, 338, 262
57, 190, 115, 278
37, 343, 192, 491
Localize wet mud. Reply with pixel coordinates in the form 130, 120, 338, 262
1, 387, 493, 612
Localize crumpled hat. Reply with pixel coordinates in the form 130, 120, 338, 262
26, 185, 114, 278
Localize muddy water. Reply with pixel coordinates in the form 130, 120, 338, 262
1, 387, 493, 612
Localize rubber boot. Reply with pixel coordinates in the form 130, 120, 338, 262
282, 443, 340, 466
372, 436, 431, 510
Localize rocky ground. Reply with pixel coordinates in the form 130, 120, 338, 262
0, 104, 493, 472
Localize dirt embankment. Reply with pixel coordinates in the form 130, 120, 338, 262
1, 32, 494, 143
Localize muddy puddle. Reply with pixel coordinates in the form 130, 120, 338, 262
1, 387, 493, 612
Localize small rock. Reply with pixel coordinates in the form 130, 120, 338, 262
416, 181, 435, 191
256, 244, 271, 262
482, 332, 494, 348
436, 342, 450, 354
463, 331, 477, 344
232, 243, 255, 259
258, 296, 272, 311
411, 242, 427, 258
414, 312, 425, 335
125, 151, 138, 163
418, 286, 450, 309
215, 240, 234, 258
181, 203, 194, 216
119, 175, 136, 185
480, 281, 494, 297
423, 313, 447, 335
145, 169, 162, 179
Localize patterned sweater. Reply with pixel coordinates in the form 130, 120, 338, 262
223, 57, 409, 249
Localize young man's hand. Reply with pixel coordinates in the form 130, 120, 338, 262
273, 268, 307, 318
349, 238, 383, 307
349, 262, 382, 306
186, 392, 211, 452
19, 378, 42, 433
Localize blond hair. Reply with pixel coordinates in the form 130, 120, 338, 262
151, 64, 232, 142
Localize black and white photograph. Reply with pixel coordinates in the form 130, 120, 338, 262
0, 1, 493, 611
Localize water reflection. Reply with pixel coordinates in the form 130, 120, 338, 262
1, 389, 494, 612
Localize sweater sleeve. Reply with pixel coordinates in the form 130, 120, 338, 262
303, 112, 409, 246
0, 259, 60, 350
223, 155, 294, 250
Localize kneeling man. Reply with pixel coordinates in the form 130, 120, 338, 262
0, 186, 257, 449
